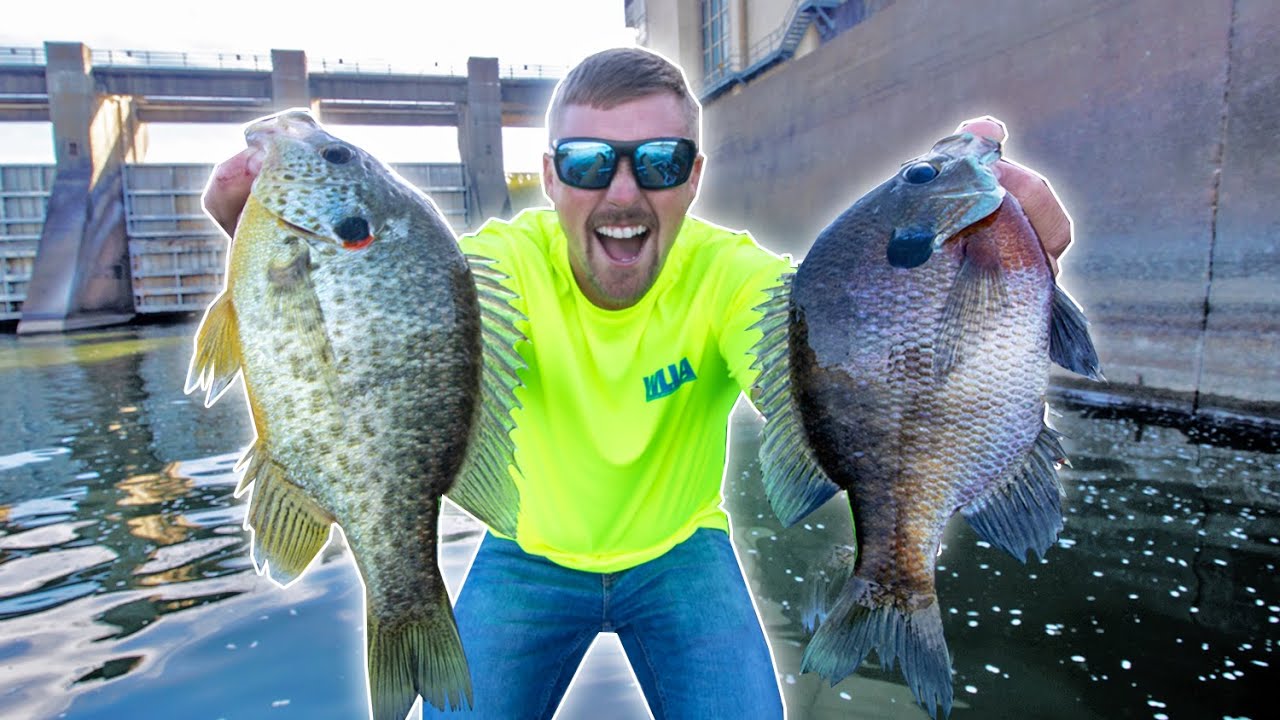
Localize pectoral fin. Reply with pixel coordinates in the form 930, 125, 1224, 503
934, 237, 1007, 378
185, 293, 242, 407
750, 274, 843, 527
446, 255, 526, 537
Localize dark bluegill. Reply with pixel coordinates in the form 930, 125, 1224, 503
752, 132, 1101, 717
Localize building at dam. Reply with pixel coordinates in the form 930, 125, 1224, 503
627, 0, 1280, 415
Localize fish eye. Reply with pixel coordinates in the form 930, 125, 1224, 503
322, 145, 354, 164
903, 162, 939, 184
334, 216, 370, 243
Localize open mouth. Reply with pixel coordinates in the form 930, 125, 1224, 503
594, 224, 650, 265
267, 213, 342, 255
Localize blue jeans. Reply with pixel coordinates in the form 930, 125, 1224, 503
424, 528, 784, 719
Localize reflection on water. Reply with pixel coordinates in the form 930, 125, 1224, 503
728, 405, 1277, 720
0, 323, 1275, 719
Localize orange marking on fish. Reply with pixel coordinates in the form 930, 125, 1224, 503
344, 235, 375, 251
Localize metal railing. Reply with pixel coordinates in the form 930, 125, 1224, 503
0, 47, 45, 66
0, 45, 562, 81
90, 48, 272, 71
315, 55, 565, 79
314, 56, 463, 76
500, 63, 567, 80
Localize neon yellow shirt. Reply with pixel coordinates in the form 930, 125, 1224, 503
460, 208, 790, 573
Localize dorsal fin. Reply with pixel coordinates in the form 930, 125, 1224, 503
446, 255, 527, 537
749, 273, 842, 527
1049, 285, 1104, 380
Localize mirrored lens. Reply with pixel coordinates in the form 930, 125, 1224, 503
556, 141, 617, 189
633, 140, 694, 190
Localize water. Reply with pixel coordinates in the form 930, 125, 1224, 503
0, 324, 1275, 719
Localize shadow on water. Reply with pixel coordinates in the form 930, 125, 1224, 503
0, 323, 1275, 719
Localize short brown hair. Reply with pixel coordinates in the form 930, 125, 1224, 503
546, 47, 701, 142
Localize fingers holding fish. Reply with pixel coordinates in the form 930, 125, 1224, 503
955, 115, 1073, 276
954, 115, 1008, 145
993, 159, 1073, 276
202, 145, 262, 238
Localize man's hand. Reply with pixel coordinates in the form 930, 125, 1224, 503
202, 146, 264, 238
956, 116, 1072, 275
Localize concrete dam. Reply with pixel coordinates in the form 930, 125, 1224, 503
0, 42, 559, 333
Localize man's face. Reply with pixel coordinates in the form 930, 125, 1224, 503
542, 92, 704, 310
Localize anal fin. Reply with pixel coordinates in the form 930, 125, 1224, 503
240, 443, 334, 586
750, 274, 842, 527
447, 255, 527, 537
801, 544, 857, 634
962, 418, 1067, 562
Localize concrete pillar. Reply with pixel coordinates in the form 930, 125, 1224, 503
270, 49, 313, 114
457, 57, 509, 228
18, 42, 144, 334
642, 0, 704, 85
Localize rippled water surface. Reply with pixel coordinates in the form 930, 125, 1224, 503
0, 324, 1275, 719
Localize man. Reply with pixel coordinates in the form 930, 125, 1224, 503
205, 47, 1071, 719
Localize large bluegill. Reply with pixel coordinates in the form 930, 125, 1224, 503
751, 133, 1101, 717
185, 110, 524, 720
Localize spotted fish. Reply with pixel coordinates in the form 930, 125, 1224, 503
750, 132, 1101, 717
185, 110, 525, 720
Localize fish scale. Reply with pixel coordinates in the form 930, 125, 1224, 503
751, 132, 1102, 718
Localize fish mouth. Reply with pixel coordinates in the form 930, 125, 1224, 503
271, 214, 346, 254
592, 223, 652, 266
244, 109, 321, 150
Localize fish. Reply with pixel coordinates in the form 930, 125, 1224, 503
750, 132, 1102, 717
184, 109, 525, 720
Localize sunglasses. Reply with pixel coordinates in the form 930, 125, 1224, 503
552, 137, 698, 190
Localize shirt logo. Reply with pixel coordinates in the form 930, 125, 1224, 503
644, 357, 698, 402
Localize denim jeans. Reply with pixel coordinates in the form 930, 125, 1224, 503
423, 528, 784, 719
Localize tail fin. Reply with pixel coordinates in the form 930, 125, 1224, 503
802, 577, 953, 718
366, 592, 472, 720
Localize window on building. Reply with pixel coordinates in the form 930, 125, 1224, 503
701, 0, 731, 82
